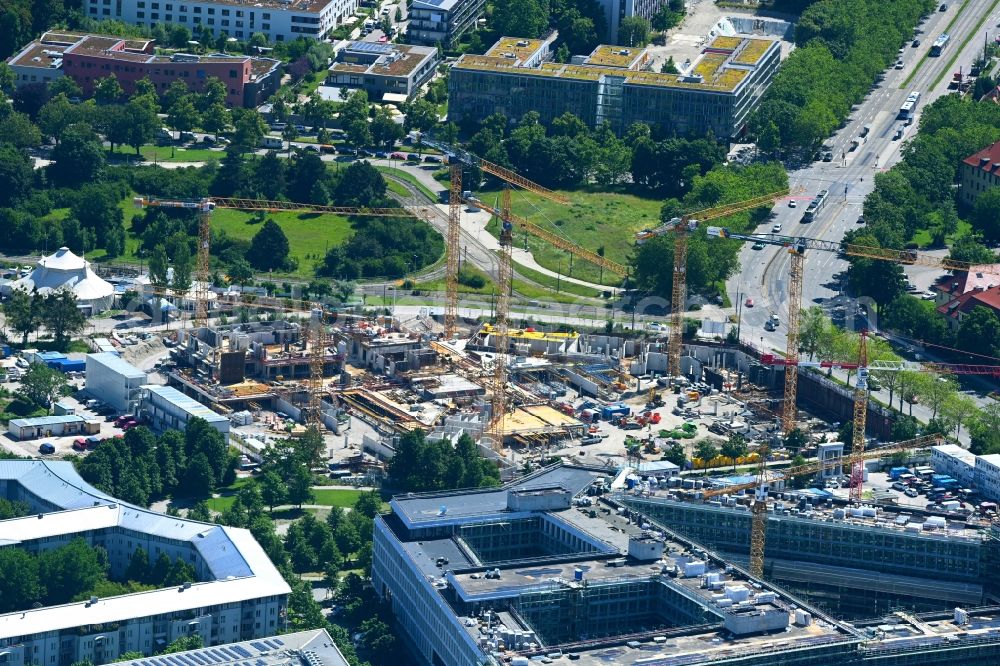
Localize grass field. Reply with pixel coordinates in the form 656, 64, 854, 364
909, 219, 971, 248
96, 196, 355, 278
205, 485, 367, 512
480, 185, 661, 285
109, 144, 228, 163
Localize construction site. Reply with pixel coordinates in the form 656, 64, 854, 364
116, 143, 1000, 664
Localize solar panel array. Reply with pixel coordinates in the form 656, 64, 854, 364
138, 636, 291, 666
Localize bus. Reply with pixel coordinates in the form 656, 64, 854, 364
802, 189, 829, 222
931, 33, 949, 56
899, 91, 921, 119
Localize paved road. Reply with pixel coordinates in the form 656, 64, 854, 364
727, 0, 1000, 434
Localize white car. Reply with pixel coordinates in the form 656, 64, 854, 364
771, 223, 782, 233
788, 200, 797, 208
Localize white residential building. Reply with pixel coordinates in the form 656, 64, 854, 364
83, 0, 355, 43
0, 461, 290, 666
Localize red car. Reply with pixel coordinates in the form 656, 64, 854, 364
121, 420, 139, 431
72, 438, 88, 451
745, 297, 754, 307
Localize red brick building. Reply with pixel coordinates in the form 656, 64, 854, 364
8, 31, 281, 108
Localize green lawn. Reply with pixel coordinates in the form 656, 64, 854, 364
909, 219, 971, 248
108, 144, 228, 163
479, 185, 661, 285
205, 486, 366, 512
386, 179, 409, 197
376, 167, 441, 201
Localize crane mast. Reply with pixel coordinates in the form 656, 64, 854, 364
486, 188, 514, 452
444, 164, 463, 338
782, 247, 804, 434
849, 331, 870, 502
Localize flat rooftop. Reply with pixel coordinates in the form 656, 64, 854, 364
390, 465, 606, 527
144, 384, 229, 425
455, 34, 777, 93
87, 351, 146, 379
113, 629, 350, 666
332, 41, 437, 78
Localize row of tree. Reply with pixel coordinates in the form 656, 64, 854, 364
466, 111, 727, 193
846, 96, 1000, 309
749, 0, 935, 153
0, 537, 192, 614
633, 162, 789, 298
3, 289, 87, 348
77, 419, 236, 506
387, 430, 501, 492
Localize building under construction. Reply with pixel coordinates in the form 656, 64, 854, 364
620, 489, 1000, 620
373, 462, 1000, 666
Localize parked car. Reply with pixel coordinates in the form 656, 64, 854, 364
406, 153, 421, 161
39, 442, 55, 455
423, 155, 442, 163
122, 420, 139, 431
72, 438, 88, 452
912, 39, 921, 47
581, 435, 602, 445
745, 297, 754, 307
390, 152, 406, 159
375, 150, 390, 158
904, 487, 919, 497
788, 199, 797, 208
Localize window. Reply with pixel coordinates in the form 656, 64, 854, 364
179, 14, 185, 20
236, 9, 243, 16
151, 11, 158, 18
207, 17, 213, 23
207, 7, 214, 13
179, 4, 185, 9
229, 69, 238, 78
151, 1, 158, 7
221, 18, 229, 25
221, 8, 229, 14
194, 5, 200, 11
165, 13, 171, 19
137, 10, 144, 16
262, 11, 270, 18
262, 22, 269, 29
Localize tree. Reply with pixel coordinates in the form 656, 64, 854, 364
254, 150, 286, 199
353, 490, 383, 518
371, 106, 403, 150
941, 394, 977, 438
167, 95, 201, 134
345, 118, 372, 151
201, 102, 231, 140
247, 219, 290, 271
125, 546, 150, 583
618, 16, 650, 46
0, 144, 32, 208
49, 123, 104, 187
956, 306, 1000, 357
694, 440, 718, 474
39, 290, 86, 344
17, 360, 65, 409
228, 257, 254, 286
973, 186, 1000, 243
37, 93, 77, 144
181, 452, 216, 498
790, 454, 810, 489
915, 374, 956, 420
125, 95, 160, 155
970, 403, 1000, 455
259, 470, 288, 511
231, 108, 267, 153
798, 306, 829, 360
93, 75, 124, 105
492, 0, 547, 37
719, 433, 748, 471
783, 428, 807, 453
662, 441, 686, 468
187, 500, 211, 522
287, 465, 315, 508
0, 110, 41, 149
149, 244, 170, 288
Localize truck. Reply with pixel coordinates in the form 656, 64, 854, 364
889, 466, 909, 480
261, 136, 283, 149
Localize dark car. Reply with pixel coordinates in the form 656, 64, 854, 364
375, 150, 390, 158
202, 135, 216, 144
912, 39, 920, 47
406, 153, 421, 161
39, 442, 55, 454
423, 155, 442, 163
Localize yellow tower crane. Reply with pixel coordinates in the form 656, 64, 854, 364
634, 190, 793, 380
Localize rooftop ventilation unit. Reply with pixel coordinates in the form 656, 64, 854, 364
516, 40, 529, 47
